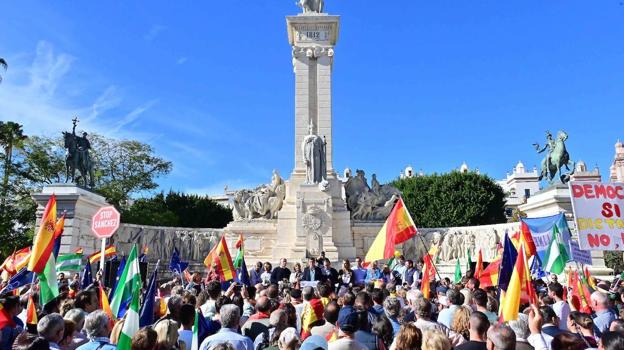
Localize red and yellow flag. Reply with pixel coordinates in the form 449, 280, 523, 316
569, 270, 592, 314
99, 285, 114, 324
474, 249, 484, 279
365, 198, 417, 263
0, 247, 32, 276
420, 254, 434, 299
500, 246, 534, 322
234, 234, 243, 249
513, 221, 538, 258
478, 258, 501, 288
28, 195, 57, 273
88, 246, 117, 264
74, 247, 84, 255
26, 295, 38, 326
203, 236, 235, 282
301, 298, 324, 340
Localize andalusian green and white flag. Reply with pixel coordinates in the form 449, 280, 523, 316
454, 258, 462, 284
544, 224, 570, 275
39, 255, 59, 306
56, 253, 83, 272
191, 308, 200, 350
110, 245, 141, 319
116, 284, 140, 349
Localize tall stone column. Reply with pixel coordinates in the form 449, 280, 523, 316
288, 14, 339, 178
276, 13, 354, 262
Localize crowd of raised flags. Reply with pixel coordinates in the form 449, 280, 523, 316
0, 195, 623, 350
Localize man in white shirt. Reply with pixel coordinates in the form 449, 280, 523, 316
548, 283, 569, 331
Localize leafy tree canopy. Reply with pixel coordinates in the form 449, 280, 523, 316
392, 171, 507, 228
122, 191, 233, 228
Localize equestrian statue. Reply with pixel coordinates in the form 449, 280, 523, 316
533, 130, 575, 184
62, 117, 95, 188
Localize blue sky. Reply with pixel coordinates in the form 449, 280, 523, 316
1, 1, 623, 196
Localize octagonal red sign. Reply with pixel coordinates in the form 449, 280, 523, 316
91, 206, 121, 238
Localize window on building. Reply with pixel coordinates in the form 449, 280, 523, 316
524, 189, 531, 199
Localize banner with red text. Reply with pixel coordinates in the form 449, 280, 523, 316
569, 181, 624, 250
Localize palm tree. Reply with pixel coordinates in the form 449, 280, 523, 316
0, 122, 27, 205
0, 58, 6, 83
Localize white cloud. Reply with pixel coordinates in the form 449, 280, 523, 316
144, 25, 166, 41
176, 57, 188, 65
185, 179, 260, 196
0, 41, 155, 141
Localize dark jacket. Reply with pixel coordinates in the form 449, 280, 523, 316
302, 266, 323, 282
270, 267, 291, 284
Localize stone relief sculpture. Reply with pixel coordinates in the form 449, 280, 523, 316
344, 170, 401, 220
302, 209, 324, 257
302, 122, 327, 184
297, 0, 324, 14
232, 170, 286, 220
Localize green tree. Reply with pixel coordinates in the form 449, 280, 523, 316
122, 191, 233, 228
89, 135, 172, 207
0, 58, 6, 83
0, 122, 27, 201
0, 121, 36, 258
392, 171, 507, 228
18, 133, 172, 207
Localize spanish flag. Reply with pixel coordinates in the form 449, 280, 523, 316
301, 298, 324, 340
474, 249, 484, 279
516, 220, 538, 258
365, 198, 417, 263
203, 236, 235, 282
500, 246, 534, 322
99, 285, 114, 326
420, 254, 435, 299
88, 246, 117, 264
478, 258, 501, 288
26, 295, 38, 326
0, 247, 31, 276
28, 194, 57, 273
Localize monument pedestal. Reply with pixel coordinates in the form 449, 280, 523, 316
276, 173, 354, 262
519, 184, 573, 219
32, 184, 110, 255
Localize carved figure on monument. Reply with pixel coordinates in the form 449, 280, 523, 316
302, 122, 327, 184
302, 211, 323, 258
440, 232, 456, 261
297, 0, 324, 14
232, 172, 286, 220
456, 234, 465, 259
533, 130, 576, 184
344, 169, 402, 221
63, 117, 96, 188
486, 230, 500, 260
466, 233, 476, 258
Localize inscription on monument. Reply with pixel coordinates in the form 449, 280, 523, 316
293, 24, 333, 44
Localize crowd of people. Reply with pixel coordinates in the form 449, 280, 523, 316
2, 252, 624, 350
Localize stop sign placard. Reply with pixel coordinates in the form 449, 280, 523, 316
91, 206, 121, 238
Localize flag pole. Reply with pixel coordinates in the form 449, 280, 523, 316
100, 238, 107, 285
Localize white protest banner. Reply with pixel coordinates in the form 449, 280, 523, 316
569, 181, 624, 250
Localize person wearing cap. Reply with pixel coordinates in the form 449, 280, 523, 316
278, 327, 301, 350
300, 335, 328, 350
329, 311, 367, 350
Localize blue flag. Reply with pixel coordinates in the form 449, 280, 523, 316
169, 247, 188, 275
109, 256, 127, 300
197, 308, 218, 345
81, 261, 93, 290
139, 265, 158, 327
0, 268, 34, 295
237, 258, 250, 287
498, 232, 518, 293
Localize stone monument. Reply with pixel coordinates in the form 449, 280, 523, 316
273, 5, 354, 261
